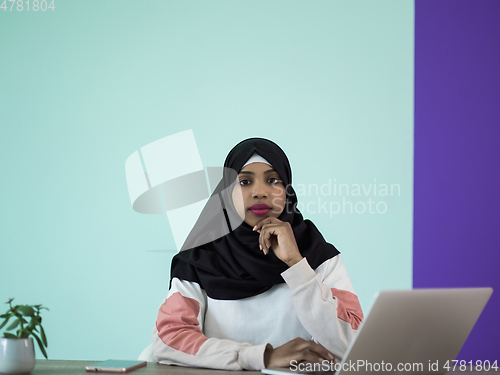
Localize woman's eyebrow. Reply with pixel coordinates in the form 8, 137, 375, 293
239, 168, 276, 175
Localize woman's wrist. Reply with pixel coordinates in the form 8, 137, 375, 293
285, 255, 304, 268
264, 343, 274, 368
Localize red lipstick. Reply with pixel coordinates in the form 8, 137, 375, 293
249, 204, 271, 216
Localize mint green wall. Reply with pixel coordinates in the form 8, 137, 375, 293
0, 1, 414, 360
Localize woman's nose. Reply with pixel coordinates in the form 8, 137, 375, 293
252, 180, 268, 198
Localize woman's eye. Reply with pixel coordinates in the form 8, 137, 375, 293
239, 179, 251, 186
268, 178, 282, 184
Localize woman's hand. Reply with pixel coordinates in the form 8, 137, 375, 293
253, 217, 303, 267
264, 337, 338, 368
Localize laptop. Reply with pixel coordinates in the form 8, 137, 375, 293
262, 288, 493, 375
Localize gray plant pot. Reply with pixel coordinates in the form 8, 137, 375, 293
0, 337, 35, 374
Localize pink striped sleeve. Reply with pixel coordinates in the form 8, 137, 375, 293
156, 292, 208, 355
331, 288, 364, 330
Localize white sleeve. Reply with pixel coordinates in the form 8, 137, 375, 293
280, 255, 364, 359
152, 277, 269, 370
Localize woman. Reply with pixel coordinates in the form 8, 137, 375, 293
152, 138, 363, 370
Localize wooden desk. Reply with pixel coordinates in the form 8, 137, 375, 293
30, 360, 257, 374
29, 360, 497, 375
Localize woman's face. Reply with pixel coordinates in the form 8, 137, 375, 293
231, 162, 287, 227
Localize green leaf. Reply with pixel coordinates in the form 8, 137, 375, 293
0, 316, 12, 330
31, 332, 48, 359
27, 318, 36, 331
18, 328, 30, 338
3, 332, 17, 339
0, 313, 13, 319
6, 319, 19, 330
40, 326, 48, 347
16, 306, 35, 316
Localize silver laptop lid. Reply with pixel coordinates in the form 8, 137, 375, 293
337, 288, 493, 375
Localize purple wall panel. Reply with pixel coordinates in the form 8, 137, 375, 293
414, 0, 500, 361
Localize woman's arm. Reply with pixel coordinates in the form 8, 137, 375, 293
280, 255, 364, 359
153, 277, 337, 370
152, 277, 268, 370
253, 217, 363, 358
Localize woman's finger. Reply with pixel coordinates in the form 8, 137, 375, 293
253, 217, 281, 232
301, 351, 325, 364
259, 225, 270, 253
259, 226, 275, 255
307, 341, 335, 361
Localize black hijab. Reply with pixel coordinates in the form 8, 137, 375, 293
170, 138, 340, 300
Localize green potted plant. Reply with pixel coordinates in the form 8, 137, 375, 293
0, 299, 48, 374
